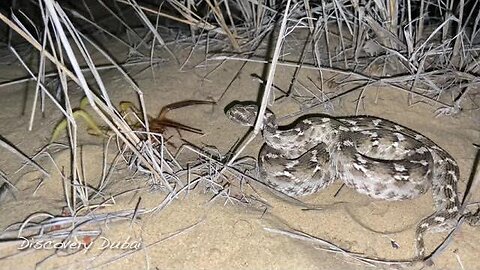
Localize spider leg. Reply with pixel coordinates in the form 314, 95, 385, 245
157, 100, 214, 119
50, 109, 105, 142
151, 119, 204, 135
164, 134, 179, 148
119, 101, 148, 126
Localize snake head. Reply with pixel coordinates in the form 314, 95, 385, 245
225, 103, 259, 127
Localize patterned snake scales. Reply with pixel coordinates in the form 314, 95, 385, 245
226, 103, 479, 259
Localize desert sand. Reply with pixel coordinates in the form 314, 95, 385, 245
0, 40, 479, 270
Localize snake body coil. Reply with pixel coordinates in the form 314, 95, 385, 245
226, 103, 468, 259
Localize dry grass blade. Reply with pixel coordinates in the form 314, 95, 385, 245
264, 227, 414, 267
85, 219, 204, 269
0, 60, 164, 90
114, 0, 221, 34
225, 0, 293, 167
204, 0, 240, 51
0, 209, 148, 240
61, 4, 140, 54
125, 0, 177, 61
0, 137, 49, 178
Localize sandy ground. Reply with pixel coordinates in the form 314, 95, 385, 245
0, 36, 479, 270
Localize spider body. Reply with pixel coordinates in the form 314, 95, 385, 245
51, 98, 214, 142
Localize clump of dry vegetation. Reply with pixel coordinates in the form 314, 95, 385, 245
0, 0, 479, 267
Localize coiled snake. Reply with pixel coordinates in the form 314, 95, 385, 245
226, 102, 477, 259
